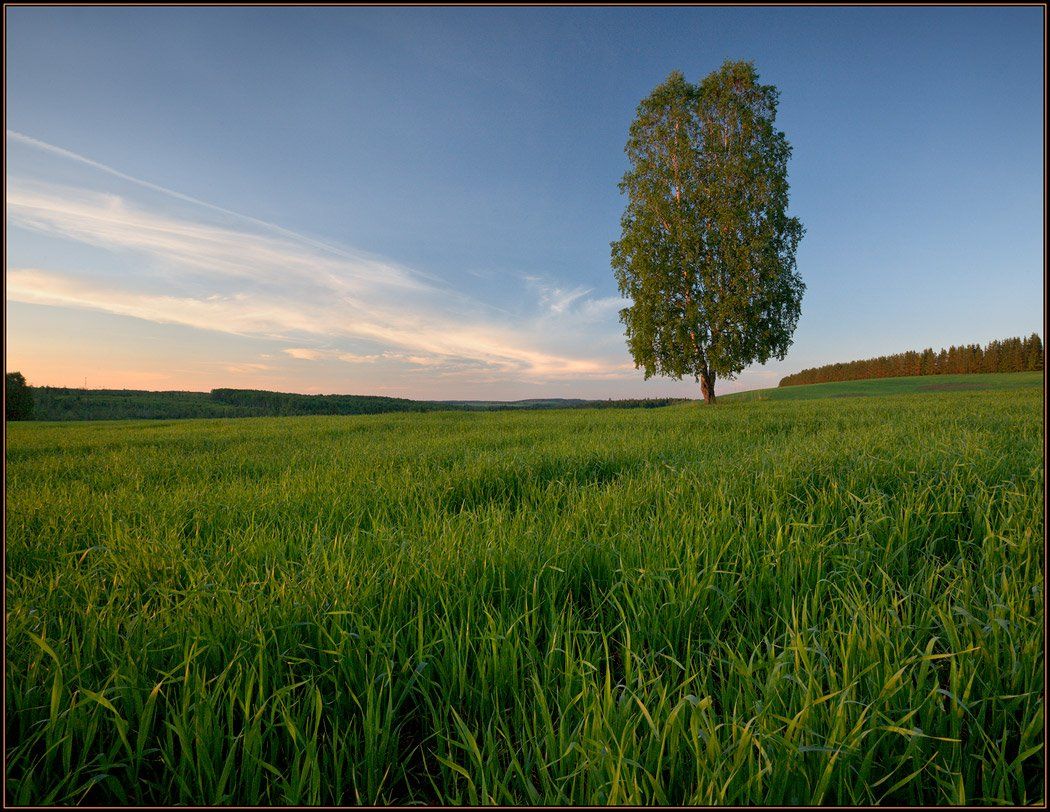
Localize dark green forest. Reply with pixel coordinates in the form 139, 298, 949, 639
6, 372, 35, 421
22, 386, 687, 422
779, 334, 1043, 387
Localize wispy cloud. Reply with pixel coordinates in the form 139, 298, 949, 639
6, 130, 390, 266
8, 266, 322, 337
7, 178, 425, 296
579, 295, 627, 321
526, 275, 595, 315
224, 362, 272, 374
525, 277, 629, 326
545, 285, 592, 314
283, 348, 326, 361
6, 136, 638, 383
283, 347, 383, 364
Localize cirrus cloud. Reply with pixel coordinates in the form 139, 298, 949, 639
6, 142, 639, 384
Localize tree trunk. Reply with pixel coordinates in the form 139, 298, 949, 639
700, 368, 716, 404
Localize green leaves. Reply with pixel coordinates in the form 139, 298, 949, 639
612, 61, 805, 401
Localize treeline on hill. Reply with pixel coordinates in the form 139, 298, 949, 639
209, 388, 458, 416
22, 385, 688, 422
780, 334, 1044, 387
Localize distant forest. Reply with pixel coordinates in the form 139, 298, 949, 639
24, 386, 688, 422
780, 334, 1044, 387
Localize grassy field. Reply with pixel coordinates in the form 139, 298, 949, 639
726, 371, 1044, 402
5, 378, 1044, 805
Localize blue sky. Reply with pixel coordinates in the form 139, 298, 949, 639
5, 7, 1044, 398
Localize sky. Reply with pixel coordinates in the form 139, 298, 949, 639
5, 7, 1044, 399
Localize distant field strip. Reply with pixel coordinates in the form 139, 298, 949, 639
5, 382, 1044, 804
724, 371, 1043, 402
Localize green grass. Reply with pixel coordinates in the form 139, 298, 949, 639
725, 371, 1044, 402
5, 384, 1044, 805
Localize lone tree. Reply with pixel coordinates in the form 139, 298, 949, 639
612, 61, 805, 404
6, 371, 34, 421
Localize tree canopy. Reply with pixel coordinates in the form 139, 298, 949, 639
612, 61, 804, 403
6, 372, 35, 421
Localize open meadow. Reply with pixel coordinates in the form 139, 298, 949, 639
5, 376, 1044, 805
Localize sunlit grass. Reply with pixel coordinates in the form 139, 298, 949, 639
5, 385, 1044, 804
725, 370, 1043, 402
